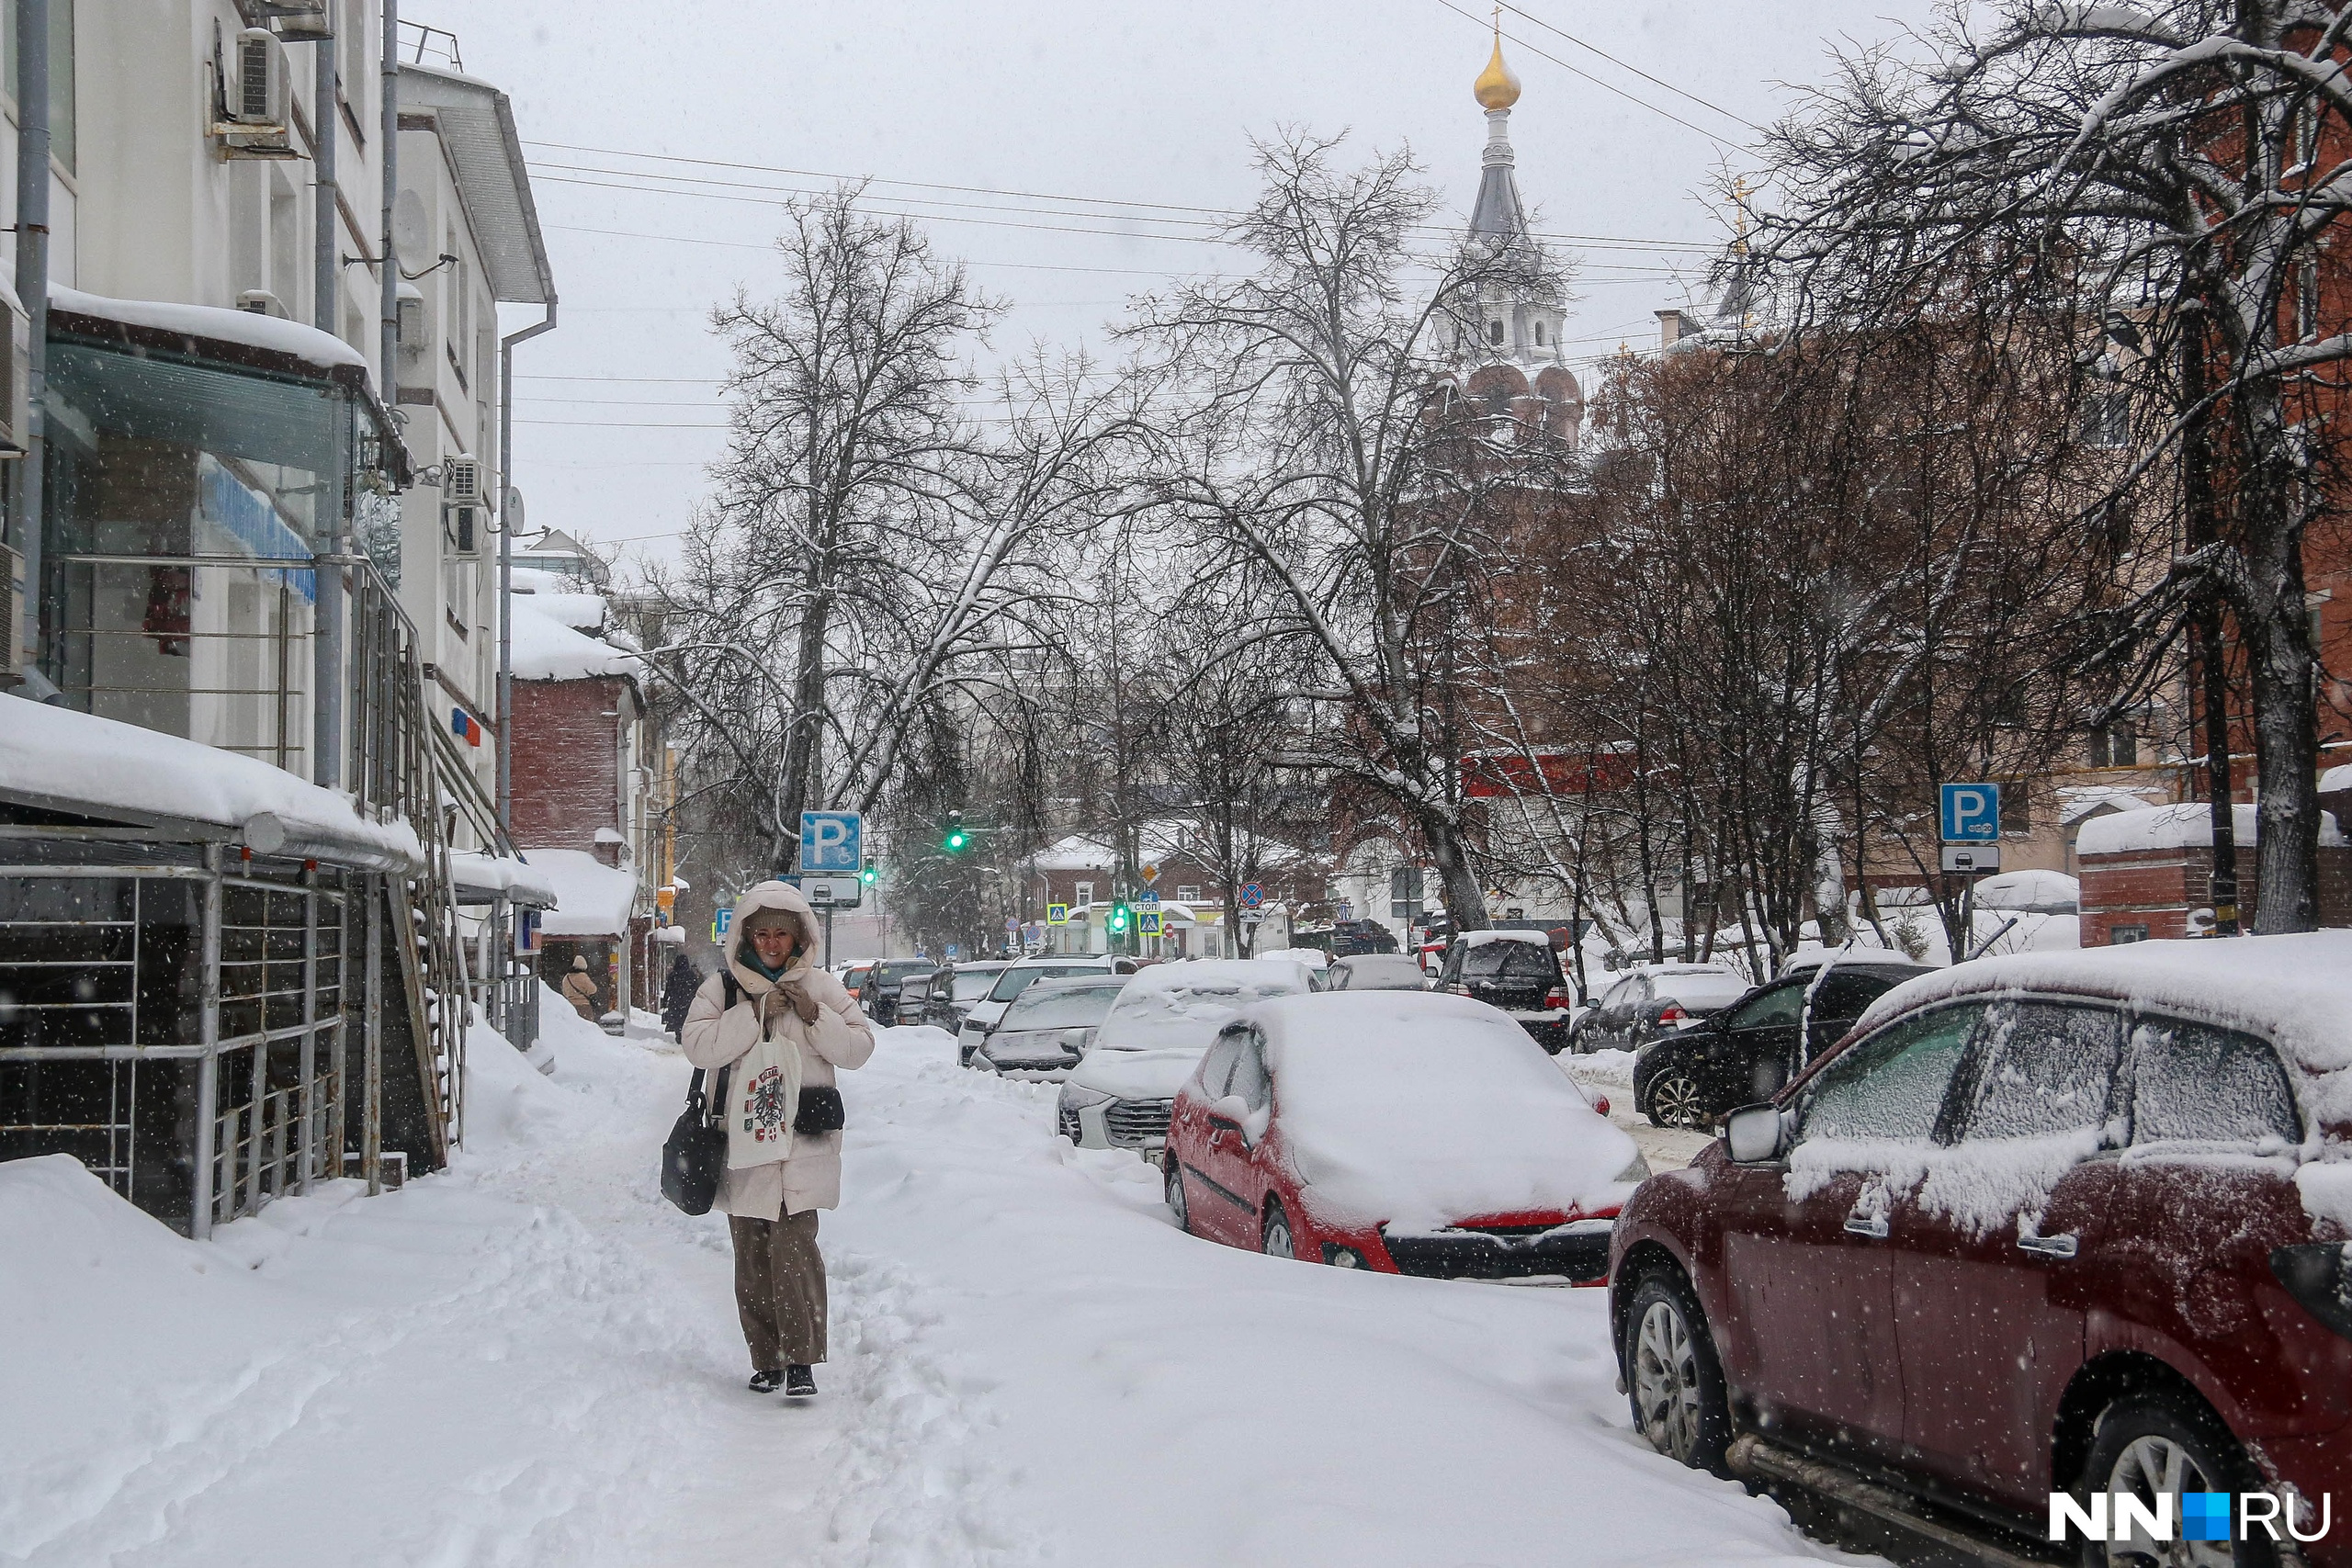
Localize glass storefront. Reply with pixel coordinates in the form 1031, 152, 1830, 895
41, 337, 353, 769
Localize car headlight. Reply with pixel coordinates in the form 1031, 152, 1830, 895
1614, 1151, 1653, 1182
1059, 1084, 1113, 1111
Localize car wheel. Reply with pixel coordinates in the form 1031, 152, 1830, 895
1623, 1270, 1730, 1473
1646, 1070, 1707, 1130
1261, 1197, 1295, 1260
1165, 1157, 1191, 1235
2073, 1392, 2277, 1568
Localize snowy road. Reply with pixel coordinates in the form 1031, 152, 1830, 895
4, 1008, 1877, 1568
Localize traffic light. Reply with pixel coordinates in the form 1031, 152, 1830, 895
859, 866, 878, 886
1107, 902, 1132, 934
942, 810, 968, 853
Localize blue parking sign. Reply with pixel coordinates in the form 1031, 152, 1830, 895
800, 810, 864, 873
1939, 783, 2000, 843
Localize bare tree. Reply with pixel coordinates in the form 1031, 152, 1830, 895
1752, 0, 2352, 931
640, 193, 1133, 875
1128, 130, 1572, 932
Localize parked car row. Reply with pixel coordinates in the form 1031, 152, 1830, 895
1609, 933, 2352, 1566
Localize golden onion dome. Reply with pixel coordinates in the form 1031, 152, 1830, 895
1474, 36, 1521, 110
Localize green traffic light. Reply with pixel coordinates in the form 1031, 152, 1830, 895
944, 829, 967, 852
859, 866, 877, 885
1108, 903, 1131, 932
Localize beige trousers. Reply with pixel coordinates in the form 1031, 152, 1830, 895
729, 1209, 826, 1369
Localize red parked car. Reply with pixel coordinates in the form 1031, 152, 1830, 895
1609, 934, 2352, 1566
1163, 991, 1647, 1280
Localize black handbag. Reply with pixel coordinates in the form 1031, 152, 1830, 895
661, 1065, 729, 1215
794, 1084, 846, 1135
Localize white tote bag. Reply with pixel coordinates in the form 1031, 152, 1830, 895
725, 1002, 802, 1170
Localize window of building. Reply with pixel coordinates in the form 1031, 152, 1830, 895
2087, 719, 2137, 769
1074, 881, 1093, 907
1487, 320, 1504, 346
1388, 866, 1424, 923
2000, 787, 2031, 834
1532, 321, 1544, 346
2081, 354, 2129, 447
1176, 886, 1200, 903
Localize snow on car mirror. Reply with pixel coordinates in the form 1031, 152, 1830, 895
1724, 1103, 1786, 1163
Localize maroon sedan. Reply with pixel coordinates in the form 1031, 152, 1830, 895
1165, 991, 1645, 1279
1610, 934, 2352, 1566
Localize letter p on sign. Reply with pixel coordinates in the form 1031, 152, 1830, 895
1939, 783, 2000, 843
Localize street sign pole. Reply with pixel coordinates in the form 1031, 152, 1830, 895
1938, 782, 2002, 956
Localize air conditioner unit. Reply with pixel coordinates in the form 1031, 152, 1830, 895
214, 28, 293, 156
1, 543, 24, 682
0, 294, 26, 457
442, 456, 483, 504
445, 504, 481, 556
235, 288, 288, 319
396, 292, 426, 351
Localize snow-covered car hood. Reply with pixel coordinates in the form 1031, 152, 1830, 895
1251, 992, 1641, 1232
1067, 1047, 1202, 1101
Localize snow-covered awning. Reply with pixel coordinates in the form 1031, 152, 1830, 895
0, 696, 424, 872
527, 848, 639, 938
447, 851, 558, 908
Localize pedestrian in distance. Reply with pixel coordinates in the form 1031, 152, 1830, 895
561, 954, 601, 1021
660, 948, 702, 1041
680, 880, 875, 1398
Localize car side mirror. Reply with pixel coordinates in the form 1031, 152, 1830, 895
1724, 1103, 1788, 1164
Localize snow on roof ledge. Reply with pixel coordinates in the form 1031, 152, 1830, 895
0, 695, 423, 871
448, 851, 558, 908
2077, 802, 2345, 857
509, 600, 639, 682
526, 848, 638, 937
50, 285, 370, 373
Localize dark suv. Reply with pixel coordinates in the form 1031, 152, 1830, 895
855, 958, 943, 1027
1631, 960, 1932, 1129
1609, 936, 2352, 1565
1436, 932, 1571, 1051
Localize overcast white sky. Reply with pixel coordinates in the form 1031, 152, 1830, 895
456, 1, 1942, 567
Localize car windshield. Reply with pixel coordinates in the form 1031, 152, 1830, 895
988, 964, 1102, 1003
1461, 941, 1555, 983
1000, 981, 1127, 1030
876, 961, 934, 984
1095, 964, 1314, 1051
950, 966, 1007, 1000
1334, 956, 1425, 990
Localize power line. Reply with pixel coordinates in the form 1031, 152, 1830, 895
541, 223, 1218, 276
1498, 3, 1767, 134
525, 144, 1718, 254
1430, 0, 1744, 152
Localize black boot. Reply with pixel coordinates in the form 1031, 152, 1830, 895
784, 1364, 817, 1397
748, 1368, 786, 1393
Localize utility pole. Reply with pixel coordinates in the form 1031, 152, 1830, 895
2180, 303, 2240, 935
311, 22, 344, 785
13, 0, 50, 682
379, 0, 400, 400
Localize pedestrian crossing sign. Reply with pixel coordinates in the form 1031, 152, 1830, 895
1137, 909, 1163, 936
1046, 903, 1069, 926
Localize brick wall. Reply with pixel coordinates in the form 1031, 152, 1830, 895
2080, 844, 2352, 943
510, 676, 625, 851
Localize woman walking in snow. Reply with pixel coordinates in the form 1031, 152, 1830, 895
561, 954, 601, 1021
680, 881, 875, 1397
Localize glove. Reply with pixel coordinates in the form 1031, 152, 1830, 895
779, 981, 822, 1026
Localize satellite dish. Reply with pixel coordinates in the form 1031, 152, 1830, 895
392, 190, 431, 263
503, 486, 525, 532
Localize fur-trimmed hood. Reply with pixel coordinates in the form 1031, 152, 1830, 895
722, 879, 824, 980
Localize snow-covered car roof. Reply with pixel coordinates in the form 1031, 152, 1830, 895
1249, 992, 1638, 1231
1459, 929, 1552, 947
1092, 959, 1317, 1052
1852, 933, 2352, 1138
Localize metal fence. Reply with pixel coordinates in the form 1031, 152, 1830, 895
0, 853, 349, 1233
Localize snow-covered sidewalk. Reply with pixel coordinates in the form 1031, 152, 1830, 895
3, 1011, 1872, 1568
